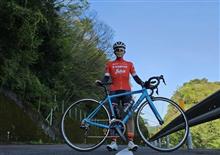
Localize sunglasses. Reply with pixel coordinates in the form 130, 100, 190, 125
115, 48, 125, 52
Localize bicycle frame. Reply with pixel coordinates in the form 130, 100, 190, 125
83, 87, 164, 129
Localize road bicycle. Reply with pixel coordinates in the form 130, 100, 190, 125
61, 75, 189, 152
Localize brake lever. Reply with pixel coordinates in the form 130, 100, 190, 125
159, 75, 166, 85
156, 88, 159, 95
162, 77, 166, 85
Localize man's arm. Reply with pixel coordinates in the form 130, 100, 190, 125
96, 62, 110, 84
132, 74, 144, 86
102, 62, 111, 83
101, 74, 110, 83
130, 62, 144, 86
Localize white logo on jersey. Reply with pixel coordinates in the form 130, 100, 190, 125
115, 69, 126, 74
113, 65, 128, 69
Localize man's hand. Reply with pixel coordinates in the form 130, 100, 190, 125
95, 80, 102, 83
140, 81, 145, 87
144, 81, 155, 89
95, 80, 103, 86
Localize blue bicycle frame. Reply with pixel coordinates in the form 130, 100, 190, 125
83, 87, 164, 129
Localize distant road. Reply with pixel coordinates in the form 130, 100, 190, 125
0, 145, 220, 155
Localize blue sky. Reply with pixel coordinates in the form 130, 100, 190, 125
89, 0, 219, 98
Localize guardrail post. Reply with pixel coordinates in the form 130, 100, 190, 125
157, 138, 161, 147
62, 100, 64, 114
69, 109, 72, 118
49, 108, 53, 126
75, 108, 77, 120
45, 108, 53, 126
179, 99, 193, 149
166, 135, 170, 147
38, 98, 41, 112
7, 131, 10, 141
186, 129, 193, 149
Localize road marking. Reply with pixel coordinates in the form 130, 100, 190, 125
116, 148, 133, 155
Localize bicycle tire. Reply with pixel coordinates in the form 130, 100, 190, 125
136, 97, 189, 152
61, 99, 110, 151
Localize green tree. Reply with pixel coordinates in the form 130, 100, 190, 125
0, 0, 113, 117
171, 79, 220, 148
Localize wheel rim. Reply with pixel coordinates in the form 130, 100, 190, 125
136, 97, 189, 152
61, 99, 110, 151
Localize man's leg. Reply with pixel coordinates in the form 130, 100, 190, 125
126, 116, 135, 141
126, 114, 138, 151
111, 102, 120, 141
123, 93, 139, 151
123, 95, 135, 141
107, 91, 120, 151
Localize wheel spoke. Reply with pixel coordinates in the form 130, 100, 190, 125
61, 99, 110, 151
136, 97, 189, 152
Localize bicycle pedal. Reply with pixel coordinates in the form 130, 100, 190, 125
80, 125, 86, 129
107, 147, 112, 151
80, 122, 87, 129
107, 147, 117, 152
128, 146, 138, 152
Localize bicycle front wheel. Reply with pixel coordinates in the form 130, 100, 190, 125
136, 97, 189, 152
61, 99, 110, 151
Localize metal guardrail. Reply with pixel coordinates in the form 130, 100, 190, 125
185, 90, 220, 126
150, 90, 220, 140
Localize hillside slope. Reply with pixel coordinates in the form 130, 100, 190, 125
0, 90, 58, 143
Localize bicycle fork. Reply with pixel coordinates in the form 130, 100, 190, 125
146, 95, 164, 125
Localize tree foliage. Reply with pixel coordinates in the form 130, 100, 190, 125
0, 0, 113, 117
171, 79, 220, 148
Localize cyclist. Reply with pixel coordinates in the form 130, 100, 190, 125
96, 41, 144, 151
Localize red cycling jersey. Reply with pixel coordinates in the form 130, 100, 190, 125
105, 58, 136, 91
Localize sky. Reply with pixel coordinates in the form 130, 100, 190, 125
88, 0, 219, 98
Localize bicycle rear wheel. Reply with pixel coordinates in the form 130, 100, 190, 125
136, 97, 189, 152
61, 99, 110, 151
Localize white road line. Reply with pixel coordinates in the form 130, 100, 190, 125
116, 148, 133, 155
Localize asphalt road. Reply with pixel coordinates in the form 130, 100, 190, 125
0, 145, 220, 155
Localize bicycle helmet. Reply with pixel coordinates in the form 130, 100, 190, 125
113, 41, 126, 50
